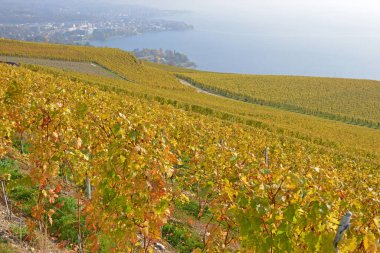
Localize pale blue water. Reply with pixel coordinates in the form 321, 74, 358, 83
91, 12, 380, 80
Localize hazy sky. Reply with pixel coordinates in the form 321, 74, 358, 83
119, 0, 380, 34
120, 0, 380, 15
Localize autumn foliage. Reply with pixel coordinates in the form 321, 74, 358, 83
0, 62, 378, 252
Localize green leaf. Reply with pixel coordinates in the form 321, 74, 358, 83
283, 204, 296, 222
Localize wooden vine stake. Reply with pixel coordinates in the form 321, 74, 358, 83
77, 193, 84, 253
86, 175, 92, 200
20, 134, 24, 154
0, 173, 12, 220
264, 147, 269, 167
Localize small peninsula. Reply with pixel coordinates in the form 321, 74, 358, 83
132, 48, 197, 68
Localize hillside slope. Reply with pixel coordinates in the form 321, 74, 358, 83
0, 38, 183, 90
0, 39, 379, 163
1, 62, 379, 252
176, 72, 380, 128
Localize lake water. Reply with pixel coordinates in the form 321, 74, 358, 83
91, 11, 380, 80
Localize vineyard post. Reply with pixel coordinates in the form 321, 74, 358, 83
62, 159, 68, 185
86, 175, 92, 200
333, 212, 352, 252
9, 199, 12, 221
77, 194, 83, 253
264, 147, 269, 167
1, 179, 11, 220
44, 221, 48, 253
20, 132, 24, 154
19, 214, 22, 242
78, 234, 83, 253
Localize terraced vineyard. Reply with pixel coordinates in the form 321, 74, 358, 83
0, 38, 184, 90
1, 39, 380, 159
0, 38, 379, 252
26, 63, 380, 162
1, 63, 379, 252
177, 72, 380, 128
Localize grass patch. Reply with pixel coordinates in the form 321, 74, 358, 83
8, 177, 38, 216
176, 200, 211, 219
2, 157, 81, 248
162, 221, 203, 253
0, 158, 22, 180
9, 224, 29, 241
0, 242, 16, 253
1, 158, 37, 215
50, 196, 80, 244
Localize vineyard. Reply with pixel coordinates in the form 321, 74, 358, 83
0, 38, 379, 252
0, 39, 379, 159
0, 58, 379, 252
176, 72, 380, 128
2, 59, 379, 162
32, 64, 380, 162
0, 38, 185, 90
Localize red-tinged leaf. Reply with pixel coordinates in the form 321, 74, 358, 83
54, 182, 62, 194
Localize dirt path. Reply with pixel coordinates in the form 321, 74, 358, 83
178, 78, 221, 97
178, 78, 240, 105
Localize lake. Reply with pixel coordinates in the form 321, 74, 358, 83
91, 11, 380, 80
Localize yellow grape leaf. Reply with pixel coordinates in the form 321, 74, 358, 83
142, 220, 149, 236
364, 233, 377, 253
192, 249, 202, 253
52, 131, 59, 141
179, 193, 190, 204
47, 209, 55, 225
120, 155, 126, 163
165, 166, 174, 178
373, 217, 379, 229
177, 159, 183, 166
0, 173, 11, 181
142, 226, 149, 237
241, 175, 249, 186
339, 237, 357, 253
76, 137, 82, 149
